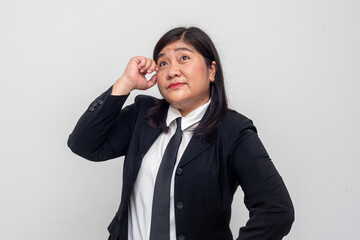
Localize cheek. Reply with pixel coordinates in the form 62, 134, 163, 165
156, 74, 166, 88
189, 64, 209, 80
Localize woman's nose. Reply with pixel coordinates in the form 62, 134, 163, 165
166, 63, 181, 79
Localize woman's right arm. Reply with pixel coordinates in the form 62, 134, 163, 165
67, 57, 157, 161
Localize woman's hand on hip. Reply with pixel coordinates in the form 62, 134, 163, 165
111, 56, 157, 95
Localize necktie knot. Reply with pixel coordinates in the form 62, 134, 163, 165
175, 117, 182, 131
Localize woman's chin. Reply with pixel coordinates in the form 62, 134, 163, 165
162, 92, 188, 105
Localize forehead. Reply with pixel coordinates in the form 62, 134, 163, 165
158, 41, 197, 57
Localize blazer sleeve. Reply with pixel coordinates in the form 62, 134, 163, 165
232, 129, 295, 240
67, 86, 134, 161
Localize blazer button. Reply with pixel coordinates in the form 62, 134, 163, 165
97, 99, 104, 105
178, 234, 185, 240
176, 202, 183, 209
92, 102, 98, 107
176, 167, 183, 175
88, 107, 95, 112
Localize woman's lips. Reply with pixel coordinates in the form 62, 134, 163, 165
168, 82, 185, 89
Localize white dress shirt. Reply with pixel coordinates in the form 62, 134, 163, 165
128, 100, 211, 240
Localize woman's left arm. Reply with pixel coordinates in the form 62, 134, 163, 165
232, 129, 295, 240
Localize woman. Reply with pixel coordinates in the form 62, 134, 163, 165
68, 27, 294, 240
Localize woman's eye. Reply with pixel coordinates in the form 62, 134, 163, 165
159, 61, 167, 67
180, 56, 189, 61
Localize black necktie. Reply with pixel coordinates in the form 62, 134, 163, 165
150, 117, 182, 240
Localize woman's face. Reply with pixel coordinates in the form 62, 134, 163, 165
156, 40, 216, 116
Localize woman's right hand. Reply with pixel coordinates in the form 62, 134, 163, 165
111, 56, 158, 95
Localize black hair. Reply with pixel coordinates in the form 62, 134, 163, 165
146, 26, 228, 141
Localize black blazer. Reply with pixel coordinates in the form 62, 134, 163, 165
67, 86, 294, 240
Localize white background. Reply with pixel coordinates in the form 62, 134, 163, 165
1, 0, 359, 239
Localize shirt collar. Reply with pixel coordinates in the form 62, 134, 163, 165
166, 99, 211, 131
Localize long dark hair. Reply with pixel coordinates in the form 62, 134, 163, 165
147, 26, 228, 141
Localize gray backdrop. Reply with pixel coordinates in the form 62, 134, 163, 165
1, 0, 359, 239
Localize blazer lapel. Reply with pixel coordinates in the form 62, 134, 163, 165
178, 136, 213, 167
138, 120, 162, 156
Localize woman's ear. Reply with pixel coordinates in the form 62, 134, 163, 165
209, 61, 217, 82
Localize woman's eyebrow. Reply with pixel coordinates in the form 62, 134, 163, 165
157, 47, 194, 60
